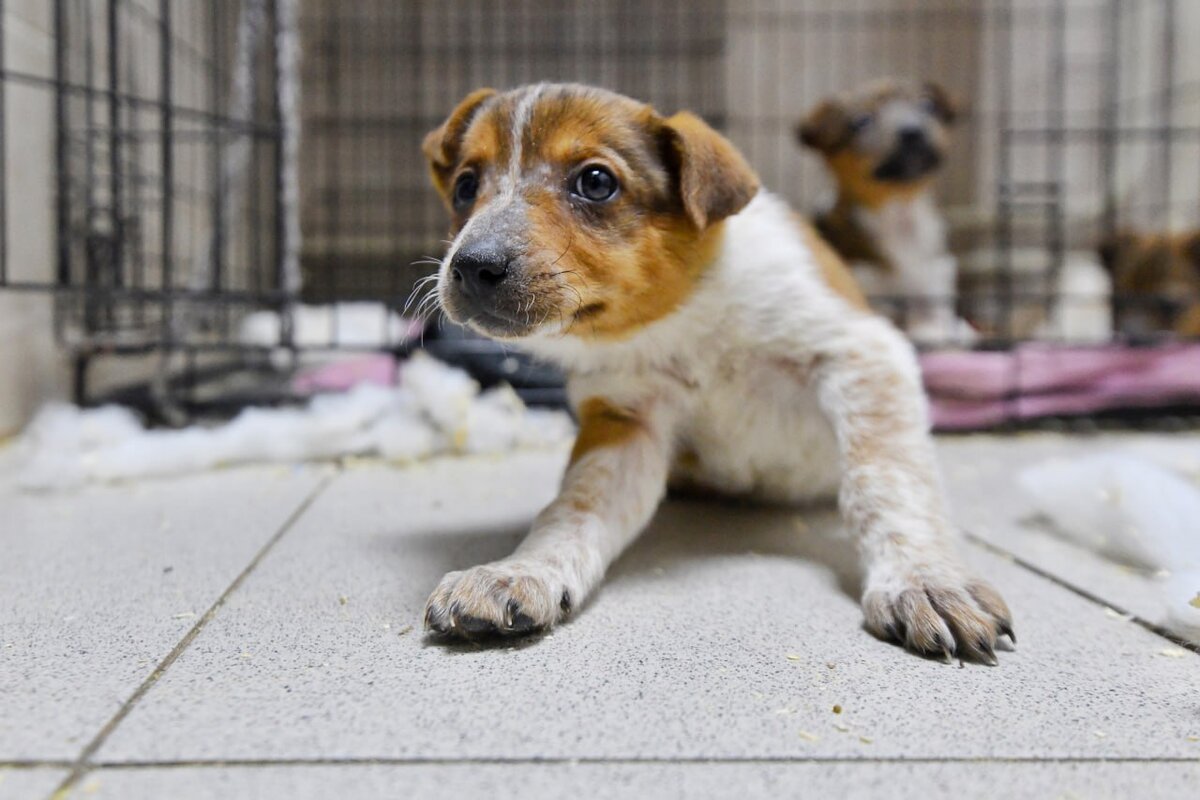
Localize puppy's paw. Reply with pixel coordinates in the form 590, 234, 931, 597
862, 568, 1014, 665
424, 561, 573, 640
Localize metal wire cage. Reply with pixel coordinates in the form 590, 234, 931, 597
1, 0, 1198, 423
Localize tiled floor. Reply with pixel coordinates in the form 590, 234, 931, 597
2, 435, 1198, 799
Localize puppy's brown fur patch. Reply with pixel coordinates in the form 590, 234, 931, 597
570, 397, 645, 466
1099, 230, 1200, 336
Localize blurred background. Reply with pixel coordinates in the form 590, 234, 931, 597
1, 0, 1199, 432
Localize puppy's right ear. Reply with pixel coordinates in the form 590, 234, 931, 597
422, 88, 497, 201
796, 100, 851, 153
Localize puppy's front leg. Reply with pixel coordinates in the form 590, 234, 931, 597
425, 394, 676, 638
815, 321, 1013, 663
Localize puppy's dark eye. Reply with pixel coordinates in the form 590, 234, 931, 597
452, 172, 478, 210
573, 165, 619, 202
850, 113, 873, 133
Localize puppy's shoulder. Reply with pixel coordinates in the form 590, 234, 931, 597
721, 193, 870, 313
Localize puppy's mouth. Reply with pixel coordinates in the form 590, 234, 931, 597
444, 294, 539, 338
873, 142, 942, 182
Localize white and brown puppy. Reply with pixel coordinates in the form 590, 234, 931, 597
421, 83, 1012, 663
798, 80, 973, 345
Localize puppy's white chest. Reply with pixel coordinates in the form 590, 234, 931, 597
858, 195, 947, 277
675, 356, 842, 503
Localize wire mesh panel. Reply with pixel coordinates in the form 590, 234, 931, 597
297, 0, 728, 307
1, 1, 286, 355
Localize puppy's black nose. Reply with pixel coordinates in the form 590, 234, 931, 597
898, 126, 926, 146
450, 245, 511, 297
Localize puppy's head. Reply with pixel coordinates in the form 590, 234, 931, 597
797, 80, 958, 205
423, 83, 759, 341
1098, 230, 1200, 335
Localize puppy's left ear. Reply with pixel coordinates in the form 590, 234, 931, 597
661, 111, 760, 230
922, 82, 960, 126
796, 100, 851, 153
422, 87, 497, 201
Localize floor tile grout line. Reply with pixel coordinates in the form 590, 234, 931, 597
963, 532, 1200, 654
39, 756, 1200, 770
47, 471, 339, 799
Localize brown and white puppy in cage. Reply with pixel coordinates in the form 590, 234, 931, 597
419, 83, 1013, 663
1098, 230, 1200, 338
798, 80, 974, 346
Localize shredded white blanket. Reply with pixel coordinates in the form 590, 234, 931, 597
1019, 451, 1200, 645
10, 352, 573, 491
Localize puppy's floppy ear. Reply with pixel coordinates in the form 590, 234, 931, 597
796, 100, 851, 153
660, 111, 759, 230
922, 81, 960, 125
422, 88, 497, 200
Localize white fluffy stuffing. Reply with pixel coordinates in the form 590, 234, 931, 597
1018, 452, 1200, 644
238, 303, 420, 368
11, 352, 573, 491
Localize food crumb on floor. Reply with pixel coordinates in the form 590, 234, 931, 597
1094, 730, 1107, 738
859, 736, 873, 744
171, 611, 195, 620
797, 730, 819, 742
397, 624, 414, 636
338, 595, 349, 605
785, 653, 802, 661
1158, 648, 1188, 658
833, 722, 850, 732
832, 704, 843, 714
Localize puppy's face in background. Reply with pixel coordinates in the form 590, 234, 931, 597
422, 84, 758, 341
1099, 231, 1200, 336
798, 80, 959, 204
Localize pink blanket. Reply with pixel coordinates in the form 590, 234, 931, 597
921, 343, 1200, 429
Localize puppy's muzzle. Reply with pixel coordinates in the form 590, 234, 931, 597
450, 240, 512, 299
874, 126, 942, 182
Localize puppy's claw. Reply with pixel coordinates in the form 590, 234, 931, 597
976, 638, 999, 666
999, 621, 1016, 646
864, 573, 1013, 666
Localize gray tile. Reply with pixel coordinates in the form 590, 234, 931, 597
98, 453, 1200, 762
0, 465, 330, 760
937, 433, 1200, 623
0, 768, 67, 800
69, 762, 1200, 800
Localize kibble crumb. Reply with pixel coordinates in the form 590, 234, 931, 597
832, 704, 843, 714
